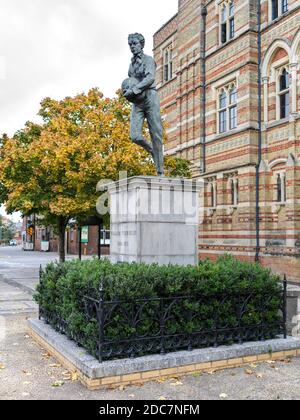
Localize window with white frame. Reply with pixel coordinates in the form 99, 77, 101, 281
276, 172, 287, 203
218, 83, 238, 134
270, 0, 288, 21
220, 1, 235, 45
210, 181, 217, 208
278, 67, 290, 119
163, 47, 173, 83
230, 178, 239, 206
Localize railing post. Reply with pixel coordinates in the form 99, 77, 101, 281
283, 275, 288, 339
237, 295, 243, 345
98, 280, 104, 363
38, 264, 42, 321
160, 298, 166, 355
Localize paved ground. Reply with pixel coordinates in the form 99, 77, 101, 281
1, 246, 300, 400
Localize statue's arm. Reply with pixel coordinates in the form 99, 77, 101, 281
132, 57, 156, 94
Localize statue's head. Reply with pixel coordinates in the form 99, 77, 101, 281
128, 33, 145, 55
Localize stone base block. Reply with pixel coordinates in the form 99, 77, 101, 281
105, 176, 203, 266
28, 319, 300, 391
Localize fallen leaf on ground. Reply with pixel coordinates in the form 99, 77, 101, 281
23, 381, 32, 386
22, 393, 30, 397
159, 397, 167, 401
280, 359, 292, 364
71, 372, 78, 382
245, 369, 254, 376
42, 353, 51, 359
207, 370, 216, 375
107, 385, 118, 390
266, 361, 276, 365
170, 381, 183, 387
134, 382, 145, 388
219, 393, 228, 399
49, 364, 62, 368
52, 381, 65, 388
22, 370, 32, 376
256, 373, 263, 379
156, 378, 167, 384
0, 364, 6, 370
249, 364, 258, 369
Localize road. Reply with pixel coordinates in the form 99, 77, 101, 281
0, 246, 63, 315
1, 246, 300, 400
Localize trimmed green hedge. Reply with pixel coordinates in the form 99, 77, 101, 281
35, 256, 283, 360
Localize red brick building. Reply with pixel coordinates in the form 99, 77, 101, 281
154, 0, 300, 282
22, 216, 110, 256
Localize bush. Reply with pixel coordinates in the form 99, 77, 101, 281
35, 256, 284, 360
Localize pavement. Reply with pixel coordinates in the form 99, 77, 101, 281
1, 246, 300, 400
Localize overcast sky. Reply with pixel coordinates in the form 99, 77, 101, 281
0, 0, 178, 221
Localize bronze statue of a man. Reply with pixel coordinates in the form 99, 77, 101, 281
122, 33, 164, 176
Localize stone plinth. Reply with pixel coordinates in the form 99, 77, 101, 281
105, 176, 203, 266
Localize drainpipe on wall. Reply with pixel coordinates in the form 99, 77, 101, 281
255, 0, 262, 262
200, 5, 207, 174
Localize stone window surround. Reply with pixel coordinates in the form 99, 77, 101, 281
208, 179, 218, 209
229, 177, 239, 207
218, 0, 235, 46
217, 81, 238, 135
263, 58, 298, 123
158, 36, 176, 87
163, 45, 173, 83
273, 169, 287, 205
268, 0, 289, 22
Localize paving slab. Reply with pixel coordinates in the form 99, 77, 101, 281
1, 315, 300, 400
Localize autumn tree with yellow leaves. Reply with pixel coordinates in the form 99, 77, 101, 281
0, 89, 190, 262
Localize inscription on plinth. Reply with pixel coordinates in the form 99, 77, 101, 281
105, 176, 203, 266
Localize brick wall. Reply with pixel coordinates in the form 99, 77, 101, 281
154, 0, 300, 282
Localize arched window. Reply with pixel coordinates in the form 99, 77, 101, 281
229, 87, 237, 129
220, 2, 235, 45
230, 178, 239, 206
277, 173, 286, 203
210, 182, 217, 208
279, 68, 290, 119
229, 2, 235, 39
272, 0, 279, 20
219, 90, 227, 133
282, 0, 288, 13
270, 0, 288, 21
211, 184, 215, 208
163, 47, 173, 83
218, 84, 238, 133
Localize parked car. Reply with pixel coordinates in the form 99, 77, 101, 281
9, 240, 18, 246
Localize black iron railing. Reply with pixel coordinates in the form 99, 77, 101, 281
39, 270, 287, 363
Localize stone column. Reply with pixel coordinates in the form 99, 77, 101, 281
289, 63, 298, 117
287, 285, 300, 337
262, 76, 269, 124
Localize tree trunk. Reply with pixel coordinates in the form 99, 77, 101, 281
58, 217, 67, 263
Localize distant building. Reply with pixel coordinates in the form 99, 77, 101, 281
154, 0, 300, 282
22, 216, 110, 256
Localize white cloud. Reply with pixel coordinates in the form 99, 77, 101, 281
0, 0, 178, 136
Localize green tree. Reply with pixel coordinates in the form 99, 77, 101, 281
0, 215, 15, 243
0, 89, 191, 262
